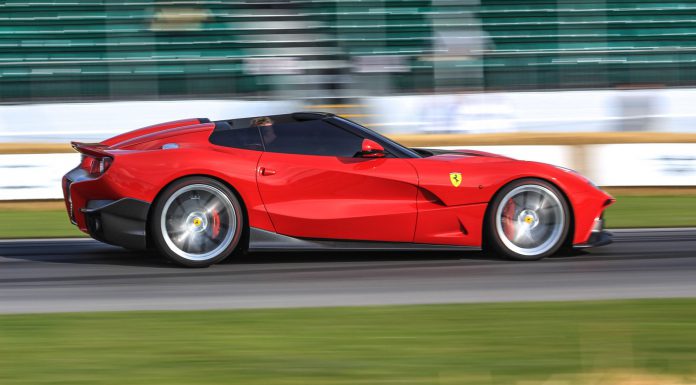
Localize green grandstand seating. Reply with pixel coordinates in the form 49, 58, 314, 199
0, 0, 695, 100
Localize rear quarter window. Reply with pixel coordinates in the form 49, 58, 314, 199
209, 121, 263, 151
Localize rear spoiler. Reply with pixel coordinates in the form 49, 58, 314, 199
71, 142, 112, 157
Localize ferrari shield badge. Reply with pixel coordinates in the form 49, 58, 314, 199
449, 172, 462, 187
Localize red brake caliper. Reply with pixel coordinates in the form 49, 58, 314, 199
212, 209, 221, 238
502, 200, 515, 240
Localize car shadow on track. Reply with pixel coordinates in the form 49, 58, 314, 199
234, 250, 593, 265
0, 240, 594, 269
1, 243, 503, 269
0, 241, 169, 269
231, 250, 493, 265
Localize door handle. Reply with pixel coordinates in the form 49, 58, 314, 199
259, 167, 276, 176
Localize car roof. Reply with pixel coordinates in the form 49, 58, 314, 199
215, 112, 334, 128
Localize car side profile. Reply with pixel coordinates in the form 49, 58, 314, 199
63, 112, 614, 267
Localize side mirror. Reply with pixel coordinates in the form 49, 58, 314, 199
360, 139, 386, 158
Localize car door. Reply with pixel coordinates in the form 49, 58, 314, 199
256, 118, 419, 242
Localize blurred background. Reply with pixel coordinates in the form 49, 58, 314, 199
1, 5, 696, 383
1, 0, 696, 199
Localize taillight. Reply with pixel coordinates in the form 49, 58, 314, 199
100, 157, 113, 174
80, 155, 113, 176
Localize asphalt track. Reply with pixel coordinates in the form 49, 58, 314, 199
0, 228, 695, 314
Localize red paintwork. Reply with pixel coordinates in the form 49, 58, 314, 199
63, 118, 614, 249
67, 128, 276, 235
257, 152, 418, 242
407, 152, 613, 245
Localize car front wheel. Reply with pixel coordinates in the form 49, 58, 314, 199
151, 177, 244, 267
485, 179, 570, 261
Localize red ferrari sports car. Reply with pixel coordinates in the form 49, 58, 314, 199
63, 112, 614, 267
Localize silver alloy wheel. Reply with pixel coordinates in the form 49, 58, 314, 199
494, 184, 565, 257
160, 184, 237, 261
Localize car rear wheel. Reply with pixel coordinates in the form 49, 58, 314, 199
151, 177, 243, 267
485, 179, 570, 261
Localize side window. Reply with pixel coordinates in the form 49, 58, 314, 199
209, 121, 263, 151
262, 120, 364, 157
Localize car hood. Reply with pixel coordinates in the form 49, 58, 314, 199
417, 148, 514, 163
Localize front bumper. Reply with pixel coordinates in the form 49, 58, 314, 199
573, 230, 613, 249
574, 217, 613, 249
81, 198, 151, 250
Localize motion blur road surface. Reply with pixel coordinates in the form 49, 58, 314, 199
0, 229, 695, 314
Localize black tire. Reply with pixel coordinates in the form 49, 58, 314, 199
484, 178, 570, 261
150, 176, 244, 267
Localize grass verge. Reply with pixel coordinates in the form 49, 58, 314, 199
0, 299, 695, 384
604, 194, 696, 228
1, 194, 694, 239
0, 206, 85, 238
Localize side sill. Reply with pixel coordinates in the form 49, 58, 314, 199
248, 228, 481, 252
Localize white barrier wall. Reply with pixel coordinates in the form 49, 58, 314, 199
365, 89, 696, 134
2, 88, 696, 142
587, 144, 696, 187
0, 153, 79, 200
2, 144, 694, 200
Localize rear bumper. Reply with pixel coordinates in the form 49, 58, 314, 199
81, 198, 150, 250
